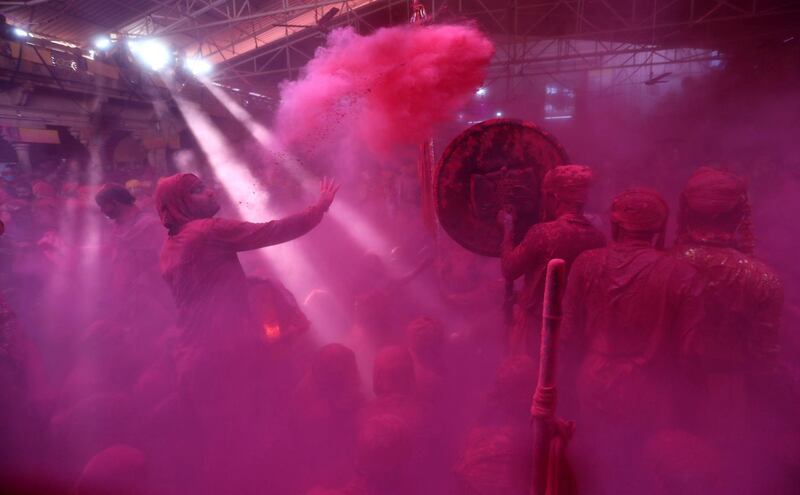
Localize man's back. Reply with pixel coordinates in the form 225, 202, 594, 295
566, 244, 702, 360
564, 243, 703, 426
504, 213, 605, 313
501, 213, 604, 356
672, 243, 783, 372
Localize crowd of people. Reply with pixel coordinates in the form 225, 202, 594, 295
498, 165, 791, 494
0, 154, 796, 495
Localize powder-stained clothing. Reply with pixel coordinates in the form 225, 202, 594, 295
671, 242, 783, 442
160, 207, 326, 349
501, 213, 605, 355
672, 244, 783, 373
563, 243, 704, 428
158, 205, 327, 495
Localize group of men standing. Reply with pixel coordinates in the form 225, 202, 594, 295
499, 165, 785, 494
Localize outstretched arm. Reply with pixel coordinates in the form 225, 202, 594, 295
213, 178, 339, 252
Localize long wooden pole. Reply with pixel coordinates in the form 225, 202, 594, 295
531, 258, 566, 495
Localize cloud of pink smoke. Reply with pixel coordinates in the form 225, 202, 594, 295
276, 24, 494, 159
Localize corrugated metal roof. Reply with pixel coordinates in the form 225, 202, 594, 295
5, 0, 159, 45
3, 0, 354, 57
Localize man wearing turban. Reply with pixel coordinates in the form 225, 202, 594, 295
561, 188, 705, 494
671, 167, 784, 485
498, 165, 606, 356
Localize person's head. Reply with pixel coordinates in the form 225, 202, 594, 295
677, 166, 752, 252
541, 164, 593, 220
455, 427, 531, 495
373, 346, 415, 397
154, 173, 219, 235
125, 178, 142, 194
491, 355, 537, 419
311, 343, 361, 403
610, 188, 669, 248
95, 184, 136, 220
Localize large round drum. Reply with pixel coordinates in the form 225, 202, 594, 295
434, 118, 569, 257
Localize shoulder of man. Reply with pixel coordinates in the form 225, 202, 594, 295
569, 248, 599, 277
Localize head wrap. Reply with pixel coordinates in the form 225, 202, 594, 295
95, 183, 135, 207
681, 166, 747, 216
312, 343, 360, 394
542, 164, 593, 205
611, 188, 669, 248
678, 166, 753, 253
455, 427, 531, 495
154, 173, 206, 235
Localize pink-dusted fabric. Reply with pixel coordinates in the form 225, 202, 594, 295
501, 213, 605, 356
156, 174, 326, 347
155, 173, 328, 495
563, 243, 704, 429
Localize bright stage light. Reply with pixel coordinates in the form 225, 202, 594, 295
185, 57, 212, 76
476, 87, 487, 97
495, 111, 503, 117
94, 36, 112, 50
13, 27, 29, 38
130, 39, 171, 71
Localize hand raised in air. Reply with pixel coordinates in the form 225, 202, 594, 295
317, 177, 340, 211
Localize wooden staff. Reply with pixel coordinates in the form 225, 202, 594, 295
531, 258, 566, 495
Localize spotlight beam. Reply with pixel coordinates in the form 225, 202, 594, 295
201, 79, 394, 259
168, 87, 325, 312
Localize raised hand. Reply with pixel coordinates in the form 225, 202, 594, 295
317, 177, 340, 211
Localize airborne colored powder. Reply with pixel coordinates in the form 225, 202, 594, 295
276, 24, 494, 160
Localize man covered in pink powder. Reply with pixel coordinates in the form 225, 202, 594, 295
671, 166, 785, 492
154, 172, 338, 495
155, 173, 337, 349
561, 189, 705, 494
498, 165, 606, 356
673, 167, 783, 402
